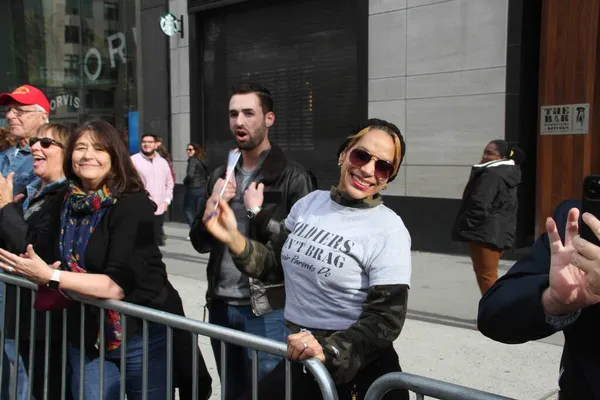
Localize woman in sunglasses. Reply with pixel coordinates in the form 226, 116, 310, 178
0, 123, 74, 400
203, 118, 410, 399
183, 143, 208, 230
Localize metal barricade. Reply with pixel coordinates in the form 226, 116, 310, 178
364, 372, 515, 400
0, 273, 338, 400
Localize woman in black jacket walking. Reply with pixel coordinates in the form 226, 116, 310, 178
452, 140, 524, 296
183, 143, 207, 228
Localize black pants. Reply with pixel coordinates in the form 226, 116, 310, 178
20, 339, 73, 400
238, 347, 408, 400
154, 213, 165, 245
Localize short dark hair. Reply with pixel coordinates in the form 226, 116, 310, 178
231, 82, 274, 114
141, 133, 158, 141
489, 139, 526, 165
65, 120, 146, 196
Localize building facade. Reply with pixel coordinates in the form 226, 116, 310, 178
3, 0, 562, 255
0, 0, 141, 148
166, 0, 541, 255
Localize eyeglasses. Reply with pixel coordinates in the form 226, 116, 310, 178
6, 108, 45, 118
29, 137, 64, 149
348, 148, 394, 181
186, 148, 194, 152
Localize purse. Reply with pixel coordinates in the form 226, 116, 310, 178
33, 285, 74, 311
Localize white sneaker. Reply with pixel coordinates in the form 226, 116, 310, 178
186, 236, 190, 241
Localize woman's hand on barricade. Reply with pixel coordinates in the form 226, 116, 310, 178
543, 208, 600, 315
0, 245, 59, 285
287, 331, 325, 363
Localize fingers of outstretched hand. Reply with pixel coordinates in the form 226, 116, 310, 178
546, 217, 564, 254
564, 208, 581, 246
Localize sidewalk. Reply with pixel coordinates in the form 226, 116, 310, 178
163, 223, 562, 400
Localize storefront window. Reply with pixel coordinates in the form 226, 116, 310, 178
0, 0, 139, 134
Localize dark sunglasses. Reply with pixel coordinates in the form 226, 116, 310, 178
186, 148, 194, 152
29, 137, 64, 149
348, 148, 394, 181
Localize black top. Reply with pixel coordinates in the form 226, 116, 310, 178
452, 160, 521, 250
0, 181, 68, 340
478, 200, 600, 399
184, 157, 207, 188
65, 191, 178, 352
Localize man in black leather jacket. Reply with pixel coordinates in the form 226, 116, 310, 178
190, 82, 316, 399
478, 200, 600, 399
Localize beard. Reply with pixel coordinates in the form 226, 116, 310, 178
234, 125, 268, 150
141, 148, 155, 156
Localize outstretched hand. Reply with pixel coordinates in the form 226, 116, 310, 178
543, 208, 600, 315
0, 245, 58, 285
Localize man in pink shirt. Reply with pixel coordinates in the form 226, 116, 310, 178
131, 134, 174, 246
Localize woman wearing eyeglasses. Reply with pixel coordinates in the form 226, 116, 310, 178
203, 119, 410, 400
183, 143, 208, 230
0, 123, 74, 400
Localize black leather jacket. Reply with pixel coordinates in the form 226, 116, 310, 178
190, 143, 316, 315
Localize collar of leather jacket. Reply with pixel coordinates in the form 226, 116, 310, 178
255, 142, 287, 184
330, 185, 382, 208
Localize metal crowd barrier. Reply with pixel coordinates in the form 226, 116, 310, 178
0, 273, 338, 400
364, 372, 515, 400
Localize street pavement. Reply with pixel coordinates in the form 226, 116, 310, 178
163, 222, 562, 400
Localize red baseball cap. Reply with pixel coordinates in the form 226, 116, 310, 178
0, 84, 50, 113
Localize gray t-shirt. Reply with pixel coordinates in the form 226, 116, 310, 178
215, 168, 255, 300
282, 190, 411, 330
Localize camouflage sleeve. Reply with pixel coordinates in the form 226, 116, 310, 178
231, 221, 290, 282
317, 284, 409, 384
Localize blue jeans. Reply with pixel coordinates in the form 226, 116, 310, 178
0, 281, 30, 400
209, 300, 286, 400
183, 187, 205, 227
68, 323, 167, 400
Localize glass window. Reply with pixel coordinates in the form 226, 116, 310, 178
0, 0, 139, 132
65, 26, 80, 44
104, 3, 119, 21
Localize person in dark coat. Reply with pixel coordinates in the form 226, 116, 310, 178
478, 200, 600, 399
452, 140, 524, 295
183, 143, 207, 229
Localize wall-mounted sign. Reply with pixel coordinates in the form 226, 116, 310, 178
540, 103, 589, 135
160, 13, 183, 38
50, 94, 80, 111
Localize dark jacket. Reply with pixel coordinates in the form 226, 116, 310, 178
478, 199, 600, 400
64, 191, 212, 398
0, 181, 68, 340
452, 159, 521, 250
190, 143, 316, 315
184, 157, 207, 188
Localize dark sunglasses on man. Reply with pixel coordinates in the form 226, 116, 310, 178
348, 148, 394, 181
29, 137, 64, 149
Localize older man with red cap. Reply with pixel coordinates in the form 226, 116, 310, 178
0, 84, 49, 400
0, 84, 49, 197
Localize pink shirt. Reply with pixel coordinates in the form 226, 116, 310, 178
131, 153, 174, 215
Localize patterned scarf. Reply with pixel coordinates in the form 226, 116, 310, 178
59, 181, 121, 351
